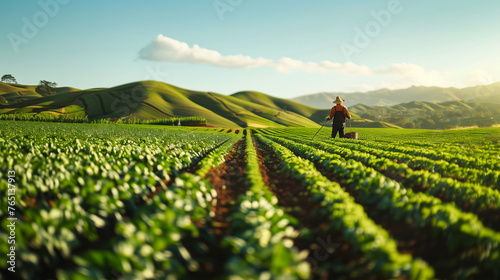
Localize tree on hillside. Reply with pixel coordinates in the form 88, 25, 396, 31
35, 80, 57, 97
1, 74, 17, 84
420, 118, 435, 129
385, 116, 410, 127
0, 95, 6, 105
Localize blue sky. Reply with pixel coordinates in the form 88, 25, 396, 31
1, 0, 500, 98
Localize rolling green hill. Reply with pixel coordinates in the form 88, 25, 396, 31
232, 91, 333, 123
0, 81, 327, 128
0, 82, 80, 104
3, 80, 498, 129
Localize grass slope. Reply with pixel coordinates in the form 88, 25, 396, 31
232, 90, 363, 125
232, 90, 331, 123
350, 119, 402, 129
1, 81, 326, 127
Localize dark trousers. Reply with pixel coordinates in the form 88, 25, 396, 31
332, 123, 345, 138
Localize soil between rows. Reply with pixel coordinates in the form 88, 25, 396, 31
306, 153, 494, 279
359, 162, 500, 232
289, 137, 500, 238
206, 139, 248, 237
345, 154, 500, 232
253, 137, 381, 280
186, 138, 249, 278
13, 137, 240, 280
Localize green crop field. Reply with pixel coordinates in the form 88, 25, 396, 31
1, 121, 499, 279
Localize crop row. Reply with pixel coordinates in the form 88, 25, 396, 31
262, 128, 499, 172
0, 124, 310, 279
0, 113, 89, 123
0, 114, 207, 126
255, 135, 435, 279
56, 134, 246, 279
0, 125, 237, 279
268, 132, 500, 220
55, 173, 218, 279
376, 137, 500, 159
217, 134, 309, 279
283, 130, 499, 189
265, 134, 500, 278
0, 130, 231, 215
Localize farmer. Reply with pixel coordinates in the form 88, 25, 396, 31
326, 96, 351, 138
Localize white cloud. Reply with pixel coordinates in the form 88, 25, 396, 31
139, 34, 273, 69
138, 35, 452, 87
138, 35, 376, 75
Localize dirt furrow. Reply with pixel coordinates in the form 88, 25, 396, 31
309, 159, 489, 279
187, 138, 249, 278
333, 155, 500, 232
282, 136, 500, 232
254, 137, 375, 280
206, 139, 248, 236
382, 170, 500, 232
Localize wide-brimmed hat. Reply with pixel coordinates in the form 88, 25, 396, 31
332, 96, 345, 104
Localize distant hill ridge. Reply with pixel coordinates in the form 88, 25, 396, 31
293, 83, 500, 108
350, 99, 500, 129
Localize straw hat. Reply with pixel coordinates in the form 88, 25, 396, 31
332, 96, 345, 104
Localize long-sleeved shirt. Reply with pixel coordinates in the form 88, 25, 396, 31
328, 104, 351, 120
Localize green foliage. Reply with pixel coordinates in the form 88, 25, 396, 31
1, 74, 17, 84
1, 80, 324, 127
0, 122, 234, 279
194, 136, 241, 177
221, 132, 309, 279
351, 100, 500, 129
259, 129, 500, 276
256, 134, 435, 279
271, 129, 500, 191
36, 80, 58, 97
0, 112, 89, 122
140, 117, 207, 126
0, 113, 207, 126
1, 122, 499, 279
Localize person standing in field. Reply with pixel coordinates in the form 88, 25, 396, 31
326, 96, 351, 138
